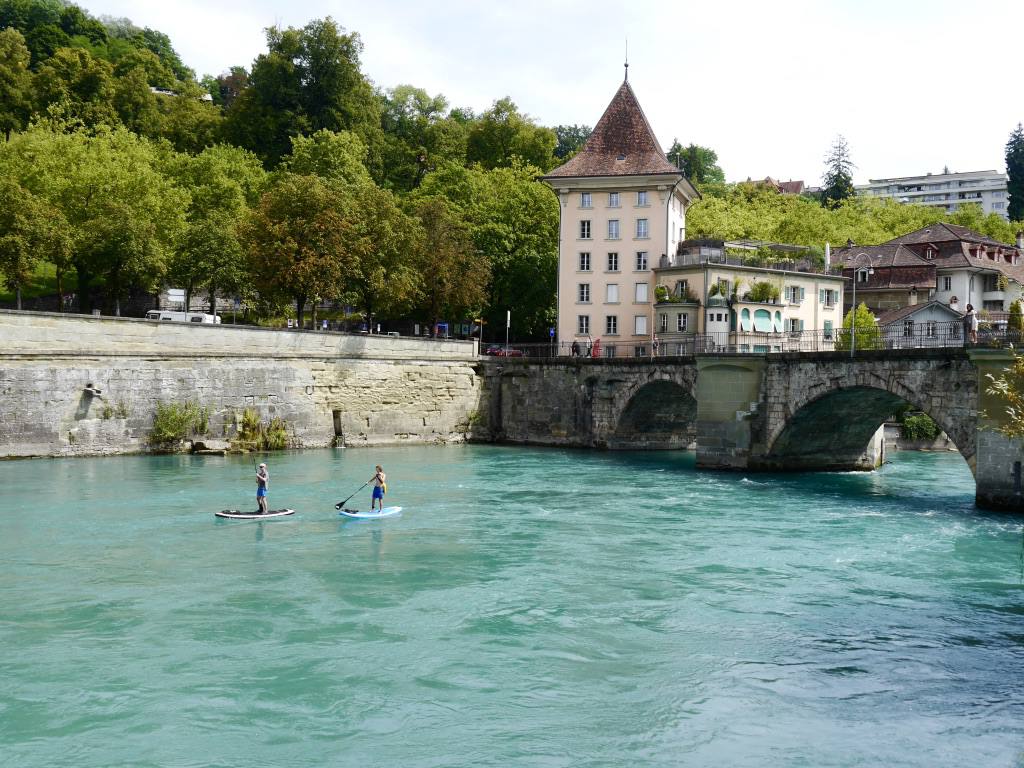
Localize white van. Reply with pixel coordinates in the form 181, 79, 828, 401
145, 310, 221, 324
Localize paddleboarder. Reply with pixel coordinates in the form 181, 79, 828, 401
256, 462, 269, 515
371, 465, 387, 511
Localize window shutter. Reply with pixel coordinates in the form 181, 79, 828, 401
819, 289, 825, 304
800, 319, 805, 331
801, 287, 806, 301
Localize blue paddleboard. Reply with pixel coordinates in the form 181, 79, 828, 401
339, 506, 402, 519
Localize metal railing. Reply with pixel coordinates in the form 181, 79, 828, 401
485, 321, 1016, 359
658, 252, 842, 275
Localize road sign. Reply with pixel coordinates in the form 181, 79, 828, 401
549, 327, 555, 338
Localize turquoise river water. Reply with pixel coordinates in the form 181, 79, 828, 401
1, 446, 1023, 767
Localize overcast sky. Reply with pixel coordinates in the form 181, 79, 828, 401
79, 0, 1023, 185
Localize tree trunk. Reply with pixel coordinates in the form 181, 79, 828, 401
185, 282, 192, 312
76, 263, 92, 314
56, 269, 64, 312
16, 283, 22, 311
209, 286, 217, 317
312, 298, 317, 330
296, 294, 306, 327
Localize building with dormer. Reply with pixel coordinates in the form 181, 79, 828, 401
541, 77, 699, 353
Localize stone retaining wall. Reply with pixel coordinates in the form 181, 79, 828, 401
0, 311, 487, 458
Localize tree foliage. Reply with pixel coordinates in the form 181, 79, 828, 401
0, 27, 32, 140
223, 17, 381, 168
667, 140, 725, 184
836, 302, 882, 351
241, 173, 354, 325
554, 123, 591, 159
985, 354, 1024, 440
1006, 123, 1024, 223
0, 178, 71, 307
821, 135, 855, 210
466, 98, 556, 171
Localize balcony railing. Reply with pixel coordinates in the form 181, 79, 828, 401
658, 251, 843, 276
488, 321, 1012, 359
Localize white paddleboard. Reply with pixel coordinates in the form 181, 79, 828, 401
339, 506, 402, 519
215, 508, 295, 520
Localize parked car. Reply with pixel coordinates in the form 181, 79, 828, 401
145, 310, 221, 324
484, 345, 525, 357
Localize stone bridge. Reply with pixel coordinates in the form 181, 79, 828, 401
482, 349, 1024, 510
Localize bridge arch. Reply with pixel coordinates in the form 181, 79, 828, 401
761, 379, 975, 475
607, 373, 697, 449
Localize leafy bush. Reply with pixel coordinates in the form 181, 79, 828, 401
747, 281, 780, 303
654, 285, 669, 303
149, 401, 210, 448
232, 408, 291, 451
900, 412, 940, 442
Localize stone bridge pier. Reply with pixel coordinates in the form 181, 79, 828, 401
695, 349, 1024, 510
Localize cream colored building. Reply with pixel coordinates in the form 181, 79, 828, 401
654, 240, 846, 354
541, 79, 699, 354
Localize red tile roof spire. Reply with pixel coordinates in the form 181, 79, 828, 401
542, 80, 682, 179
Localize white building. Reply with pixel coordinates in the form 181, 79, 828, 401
856, 169, 1009, 220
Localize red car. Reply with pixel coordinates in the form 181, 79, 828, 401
484, 345, 525, 357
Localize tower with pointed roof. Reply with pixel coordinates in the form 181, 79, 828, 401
542, 79, 699, 351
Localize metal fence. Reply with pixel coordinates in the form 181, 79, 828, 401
486, 320, 1016, 359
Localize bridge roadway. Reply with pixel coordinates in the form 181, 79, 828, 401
481, 347, 1024, 511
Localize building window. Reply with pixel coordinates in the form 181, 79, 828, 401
608, 192, 620, 207
578, 283, 590, 303
926, 321, 937, 337
608, 219, 620, 239
675, 279, 689, 298
577, 315, 589, 335
606, 283, 619, 303
579, 252, 591, 271
994, 202, 1005, 210
636, 251, 648, 270
580, 192, 592, 208
580, 220, 591, 239
941, 275, 952, 291
635, 315, 647, 335
677, 313, 687, 332
903, 320, 914, 337
823, 320, 833, 340
635, 283, 648, 302
659, 313, 668, 333
820, 289, 837, 308
786, 318, 802, 333
634, 345, 646, 357
636, 219, 649, 239
857, 269, 870, 282
606, 315, 618, 335
637, 190, 648, 206
607, 252, 619, 271
785, 286, 805, 303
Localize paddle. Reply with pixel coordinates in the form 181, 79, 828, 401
335, 479, 371, 510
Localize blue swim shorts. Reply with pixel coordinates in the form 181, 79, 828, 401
372, 486, 384, 500
257, 487, 267, 498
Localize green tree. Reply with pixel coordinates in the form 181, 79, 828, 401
1009, 299, 1024, 340
466, 98, 557, 171
242, 173, 353, 325
1006, 123, 1024, 223
413, 197, 489, 332
1, 124, 189, 313
342, 183, 422, 327
33, 46, 118, 127
0, 27, 32, 140
0, 178, 71, 307
379, 84, 468, 191
283, 129, 371, 188
837, 302, 882, 351
417, 160, 559, 339
166, 144, 266, 313
554, 123, 591, 159
821, 135, 855, 210
984, 354, 1024, 439
666, 140, 725, 184
224, 17, 381, 167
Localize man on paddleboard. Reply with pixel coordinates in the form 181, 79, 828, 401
371, 465, 386, 511
256, 463, 269, 514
